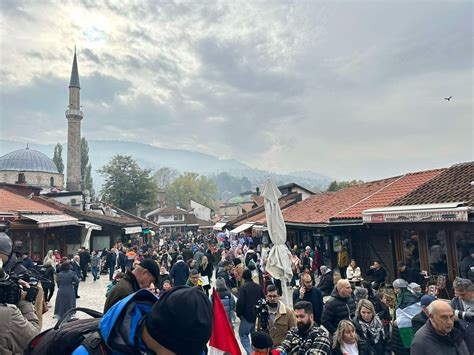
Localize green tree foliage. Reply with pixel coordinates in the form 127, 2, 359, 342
165, 172, 217, 209
153, 167, 179, 190
98, 155, 158, 210
52, 143, 64, 174
211, 172, 252, 200
326, 179, 364, 192
81, 137, 94, 194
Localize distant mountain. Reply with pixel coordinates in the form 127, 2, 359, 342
0, 139, 332, 193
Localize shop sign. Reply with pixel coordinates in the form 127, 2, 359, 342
363, 210, 468, 223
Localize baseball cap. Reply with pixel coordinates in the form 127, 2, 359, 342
420, 295, 436, 307
139, 259, 160, 282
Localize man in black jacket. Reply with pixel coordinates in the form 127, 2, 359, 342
321, 279, 356, 334
365, 260, 387, 289
236, 269, 265, 355
78, 247, 91, 281
293, 273, 324, 325
170, 255, 189, 286
398, 261, 423, 285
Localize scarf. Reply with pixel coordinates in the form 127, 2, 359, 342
358, 315, 384, 344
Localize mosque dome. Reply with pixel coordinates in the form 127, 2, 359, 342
0, 148, 59, 173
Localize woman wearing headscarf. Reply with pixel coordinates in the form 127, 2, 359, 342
54, 261, 79, 319
353, 299, 390, 354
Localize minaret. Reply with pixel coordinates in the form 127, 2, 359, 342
65, 47, 83, 191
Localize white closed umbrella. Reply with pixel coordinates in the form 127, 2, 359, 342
262, 177, 293, 305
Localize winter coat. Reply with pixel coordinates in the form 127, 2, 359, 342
365, 267, 387, 286
79, 251, 91, 267
411, 320, 470, 355
353, 316, 390, 354
451, 296, 474, 354
257, 301, 297, 347
106, 252, 117, 269
459, 255, 474, 281
198, 263, 213, 291
181, 248, 193, 262
170, 260, 189, 286
321, 287, 356, 334
104, 270, 140, 313
331, 338, 371, 355
292, 286, 324, 325
236, 279, 265, 323
0, 301, 40, 354
156, 273, 171, 289
215, 288, 235, 323
71, 261, 81, 278
54, 269, 79, 316
118, 251, 127, 267
399, 268, 423, 285
317, 270, 334, 296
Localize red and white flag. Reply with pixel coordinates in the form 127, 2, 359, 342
208, 288, 242, 355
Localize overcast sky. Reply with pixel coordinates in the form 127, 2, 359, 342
0, 1, 472, 180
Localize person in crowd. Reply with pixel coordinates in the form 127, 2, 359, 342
290, 250, 301, 287
106, 271, 124, 298
71, 255, 82, 298
331, 319, 371, 355
412, 295, 436, 334
187, 258, 198, 272
346, 259, 362, 280
198, 255, 213, 296
365, 260, 387, 289
170, 254, 189, 286
317, 265, 334, 296
104, 258, 159, 312
398, 261, 423, 285
186, 269, 202, 289
157, 265, 171, 290
257, 285, 296, 347
181, 243, 193, 262
73, 286, 213, 355
0, 277, 41, 354
215, 277, 236, 325
118, 248, 127, 273
53, 250, 62, 265
106, 248, 117, 281
251, 331, 273, 355
311, 246, 323, 277
321, 279, 356, 334
54, 260, 79, 319
43, 250, 55, 268
408, 282, 422, 295
353, 286, 368, 303
390, 278, 421, 355
22, 252, 34, 269
451, 277, 474, 353
460, 248, 474, 282
300, 246, 312, 273
353, 299, 389, 354
41, 258, 56, 304
233, 257, 244, 288
217, 260, 234, 288
193, 246, 205, 266
337, 245, 350, 279
276, 301, 331, 354
158, 279, 172, 297
411, 300, 470, 355
293, 273, 324, 325
91, 250, 100, 281
236, 269, 265, 355
78, 247, 91, 281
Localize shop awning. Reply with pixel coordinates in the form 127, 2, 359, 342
230, 223, 254, 234
362, 203, 469, 223
213, 222, 227, 231
78, 221, 102, 231
123, 226, 142, 234
23, 214, 78, 228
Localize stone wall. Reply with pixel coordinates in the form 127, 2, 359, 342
0, 170, 64, 189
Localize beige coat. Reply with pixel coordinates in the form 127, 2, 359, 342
0, 301, 41, 354
257, 301, 297, 347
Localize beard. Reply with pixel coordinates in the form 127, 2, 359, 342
297, 320, 312, 333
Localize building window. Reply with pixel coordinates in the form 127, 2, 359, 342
17, 172, 26, 183
174, 214, 183, 221
50, 176, 55, 187
454, 229, 474, 278
403, 230, 421, 272
427, 230, 448, 276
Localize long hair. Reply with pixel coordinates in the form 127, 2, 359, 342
356, 299, 375, 320
333, 319, 358, 349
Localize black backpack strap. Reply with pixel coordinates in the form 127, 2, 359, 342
82, 331, 105, 355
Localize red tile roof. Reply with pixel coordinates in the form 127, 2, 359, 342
390, 162, 474, 206
283, 177, 399, 224
0, 188, 61, 214
331, 169, 445, 220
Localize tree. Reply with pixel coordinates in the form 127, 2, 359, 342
153, 167, 178, 190
326, 179, 364, 192
52, 143, 64, 174
165, 172, 217, 209
80, 138, 94, 194
98, 155, 158, 210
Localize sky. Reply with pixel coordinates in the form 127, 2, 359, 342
0, 1, 472, 181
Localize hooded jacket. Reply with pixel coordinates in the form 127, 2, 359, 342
103, 270, 140, 313
321, 286, 356, 334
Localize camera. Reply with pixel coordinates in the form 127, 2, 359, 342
255, 298, 269, 332
0, 268, 38, 304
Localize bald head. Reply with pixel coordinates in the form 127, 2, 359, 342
336, 279, 352, 298
427, 300, 455, 336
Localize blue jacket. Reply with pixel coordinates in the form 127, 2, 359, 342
72, 289, 158, 354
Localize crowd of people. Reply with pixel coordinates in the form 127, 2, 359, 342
1, 229, 473, 355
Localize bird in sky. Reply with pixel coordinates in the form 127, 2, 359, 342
444, 96, 452, 101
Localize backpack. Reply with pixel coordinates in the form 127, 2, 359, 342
25, 307, 105, 355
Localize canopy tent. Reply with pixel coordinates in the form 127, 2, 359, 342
22, 214, 78, 228
213, 222, 227, 231
229, 222, 254, 235
262, 177, 293, 305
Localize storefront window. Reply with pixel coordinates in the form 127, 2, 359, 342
454, 229, 474, 278
403, 230, 421, 272
427, 230, 448, 275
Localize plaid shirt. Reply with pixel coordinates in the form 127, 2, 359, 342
277, 323, 330, 354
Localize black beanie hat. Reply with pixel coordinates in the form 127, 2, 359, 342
145, 286, 213, 355
243, 269, 252, 280
251, 331, 273, 349
233, 258, 242, 266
